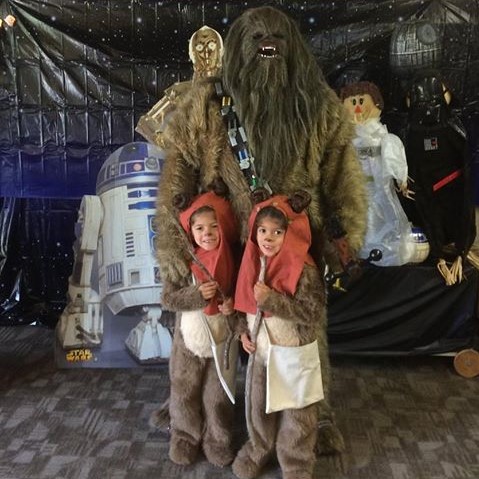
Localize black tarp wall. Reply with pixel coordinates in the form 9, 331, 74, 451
1, 0, 478, 328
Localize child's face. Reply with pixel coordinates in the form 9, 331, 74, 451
256, 217, 285, 258
191, 210, 219, 251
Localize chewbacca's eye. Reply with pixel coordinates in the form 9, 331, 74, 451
253, 32, 263, 41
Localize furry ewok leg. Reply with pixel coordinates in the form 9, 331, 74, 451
232, 360, 317, 479
150, 329, 345, 463
167, 326, 234, 467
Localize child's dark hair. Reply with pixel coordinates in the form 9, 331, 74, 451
190, 205, 215, 226
255, 206, 288, 231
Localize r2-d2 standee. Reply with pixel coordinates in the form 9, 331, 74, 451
57, 142, 172, 362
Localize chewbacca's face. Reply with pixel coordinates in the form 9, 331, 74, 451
245, 19, 287, 63
223, 7, 321, 183
237, 9, 291, 90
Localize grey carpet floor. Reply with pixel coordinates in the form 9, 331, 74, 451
1, 326, 478, 479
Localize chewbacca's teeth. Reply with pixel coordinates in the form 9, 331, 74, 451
258, 45, 278, 57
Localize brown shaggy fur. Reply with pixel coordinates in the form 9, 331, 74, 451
154, 5, 367, 473
223, 7, 331, 186
161, 282, 235, 467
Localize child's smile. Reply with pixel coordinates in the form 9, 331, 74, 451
256, 218, 285, 258
191, 211, 220, 251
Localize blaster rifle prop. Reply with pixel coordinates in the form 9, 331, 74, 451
325, 249, 382, 289
325, 214, 382, 290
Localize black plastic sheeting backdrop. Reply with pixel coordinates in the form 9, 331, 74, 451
0, 0, 478, 330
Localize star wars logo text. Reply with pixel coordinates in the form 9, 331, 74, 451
65, 348, 94, 362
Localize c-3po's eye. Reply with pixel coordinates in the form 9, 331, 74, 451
207, 41, 217, 50
195, 43, 204, 52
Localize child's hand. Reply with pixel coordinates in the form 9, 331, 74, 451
198, 280, 218, 300
254, 282, 271, 306
240, 333, 256, 354
218, 297, 234, 315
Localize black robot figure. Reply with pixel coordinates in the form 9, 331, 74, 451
403, 69, 476, 284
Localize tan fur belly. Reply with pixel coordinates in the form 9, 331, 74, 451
247, 313, 300, 365
180, 311, 228, 358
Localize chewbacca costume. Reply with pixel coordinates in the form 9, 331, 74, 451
161, 192, 239, 467
156, 6, 367, 461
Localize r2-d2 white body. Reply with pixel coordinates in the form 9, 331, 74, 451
57, 142, 172, 362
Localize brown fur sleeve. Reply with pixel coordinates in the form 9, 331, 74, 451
232, 311, 249, 335
319, 92, 368, 255
155, 84, 210, 285
259, 264, 326, 325
155, 155, 196, 285
161, 280, 207, 312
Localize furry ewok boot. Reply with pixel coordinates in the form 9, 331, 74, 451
149, 398, 346, 457
149, 398, 170, 431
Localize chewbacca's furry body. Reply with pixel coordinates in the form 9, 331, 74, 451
157, 76, 366, 279
155, 5, 367, 473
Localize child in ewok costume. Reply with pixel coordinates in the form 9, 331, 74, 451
155, 6, 368, 457
160, 191, 239, 467
339, 81, 417, 266
233, 194, 325, 479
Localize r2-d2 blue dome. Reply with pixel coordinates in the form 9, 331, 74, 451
96, 142, 163, 196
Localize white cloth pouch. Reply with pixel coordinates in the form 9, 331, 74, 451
266, 338, 324, 414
